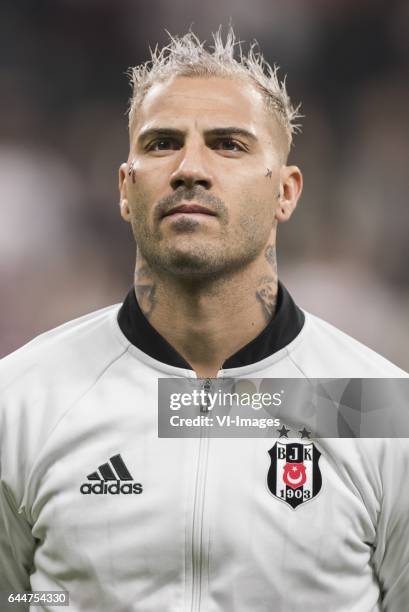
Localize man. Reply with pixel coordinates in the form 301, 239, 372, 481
1, 29, 408, 612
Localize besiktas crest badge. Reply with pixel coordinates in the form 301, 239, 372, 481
267, 442, 322, 509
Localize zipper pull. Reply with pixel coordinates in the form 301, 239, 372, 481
200, 378, 212, 413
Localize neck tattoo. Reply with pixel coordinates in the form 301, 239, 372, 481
134, 261, 156, 319
255, 245, 278, 323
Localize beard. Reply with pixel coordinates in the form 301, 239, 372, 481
129, 186, 273, 280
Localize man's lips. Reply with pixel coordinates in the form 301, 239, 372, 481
162, 203, 217, 218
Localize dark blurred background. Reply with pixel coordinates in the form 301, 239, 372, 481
1, 0, 408, 367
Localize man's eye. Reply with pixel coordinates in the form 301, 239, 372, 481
146, 139, 181, 152
212, 139, 246, 152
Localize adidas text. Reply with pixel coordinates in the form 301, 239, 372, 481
80, 480, 143, 495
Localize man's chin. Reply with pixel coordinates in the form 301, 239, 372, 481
145, 244, 224, 278
139, 238, 259, 280
161, 252, 218, 277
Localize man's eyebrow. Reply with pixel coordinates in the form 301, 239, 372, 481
205, 127, 258, 141
136, 126, 258, 145
137, 127, 185, 143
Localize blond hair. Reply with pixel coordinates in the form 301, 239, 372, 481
127, 28, 302, 155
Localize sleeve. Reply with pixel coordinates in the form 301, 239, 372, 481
373, 439, 409, 611
0, 479, 35, 592
0, 388, 36, 597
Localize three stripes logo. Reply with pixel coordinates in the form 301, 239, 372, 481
80, 454, 143, 495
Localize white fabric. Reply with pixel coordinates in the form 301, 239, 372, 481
0, 305, 408, 611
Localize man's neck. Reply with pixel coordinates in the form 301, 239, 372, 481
133, 246, 278, 378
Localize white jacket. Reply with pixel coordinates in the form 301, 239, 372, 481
1, 285, 408, 611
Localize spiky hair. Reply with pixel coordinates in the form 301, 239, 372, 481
127, 28, 302, 154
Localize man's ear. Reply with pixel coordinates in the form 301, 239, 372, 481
275, 165, 303, 223
119, 162, 131, 222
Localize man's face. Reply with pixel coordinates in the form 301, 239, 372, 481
120, 76, 289, 278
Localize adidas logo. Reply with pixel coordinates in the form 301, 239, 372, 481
80, 454, 143, 495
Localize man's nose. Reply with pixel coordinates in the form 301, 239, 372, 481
170, 143, 213, 191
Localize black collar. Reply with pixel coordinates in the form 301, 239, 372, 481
117, 281, 305, 370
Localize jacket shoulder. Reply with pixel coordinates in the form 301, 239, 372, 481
0, 304, 129, 501
290, 311, 408, 377
0, 304, 125, 388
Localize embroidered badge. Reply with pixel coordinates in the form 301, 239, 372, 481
267, 442, 322, 509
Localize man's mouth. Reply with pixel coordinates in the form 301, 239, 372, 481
162, 202, 217, 218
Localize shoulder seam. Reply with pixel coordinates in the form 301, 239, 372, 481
287, 351, 309, 378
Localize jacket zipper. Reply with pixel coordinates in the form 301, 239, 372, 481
191, 378, 212, 611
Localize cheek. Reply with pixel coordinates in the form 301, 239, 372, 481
127, 159, 171, 205
127, 162, 154, 207
127, 158, 148, 190
233, 180, 277, 222
129, 156, 173, 180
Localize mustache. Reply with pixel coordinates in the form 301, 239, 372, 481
155, 187, 227, 219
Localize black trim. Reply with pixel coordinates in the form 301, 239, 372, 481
117, 281, 304, 371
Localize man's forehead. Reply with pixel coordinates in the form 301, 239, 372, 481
136, 76, 266, 130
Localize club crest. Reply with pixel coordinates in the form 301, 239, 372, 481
267, 442, 322, 509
